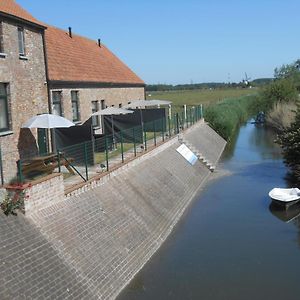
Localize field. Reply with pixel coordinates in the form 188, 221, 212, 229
147, 88, 258, 107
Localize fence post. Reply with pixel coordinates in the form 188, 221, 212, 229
144, 130, 147, 151
105, 135, 109, 172
181, 111, 185, 130
84, 142, 89, 181
201, 104, 203, 119
153, 120, 156, 146
120, 130, 124, 163
187, 109, 189, 128
176, 113, 179, 134
17, 159, 24, 184
161, 118, 165, 142
57, 149, 61, 173
132, 127, 137, 157
0, 147, 4, 186
168, 117, 171, 138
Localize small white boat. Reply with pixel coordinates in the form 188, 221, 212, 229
269, 188, 300, 207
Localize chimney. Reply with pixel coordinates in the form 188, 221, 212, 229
68, 27, 72, 38
98, 38, 101, 47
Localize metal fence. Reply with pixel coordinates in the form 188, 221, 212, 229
0, 105, 203, 188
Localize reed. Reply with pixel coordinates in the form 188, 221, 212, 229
204, 95, 258, 140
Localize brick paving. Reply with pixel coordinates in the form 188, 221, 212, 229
0, 122, 226, 299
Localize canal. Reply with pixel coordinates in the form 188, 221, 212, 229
118, 122, 300, 300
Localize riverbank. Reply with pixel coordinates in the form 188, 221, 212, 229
0, 121, 226, 299
118, 122, 300, 300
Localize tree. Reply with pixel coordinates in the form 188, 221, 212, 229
274, 59, 300, 91
277, 102, 300, 181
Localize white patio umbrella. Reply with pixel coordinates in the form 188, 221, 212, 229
22, 114, 75, 152
91, 107, 134, 148
22, 114, 75, 129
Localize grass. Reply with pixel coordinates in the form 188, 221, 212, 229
204, 95, 258, 140
147, 88, 258, 107
94, 132, 163, 164
94, 143, 135, 164
266, 102, 297, 132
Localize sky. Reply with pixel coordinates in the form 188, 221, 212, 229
17, 0, 300, 85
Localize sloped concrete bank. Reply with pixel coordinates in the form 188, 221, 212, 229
0, 122, 226, 300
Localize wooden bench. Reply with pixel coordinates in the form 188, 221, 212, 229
20, 154, 75, 176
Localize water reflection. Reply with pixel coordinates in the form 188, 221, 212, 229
269, 202, 300, 223
118, 121, 300, 300
249, 125, 282, 160
222, 122, 282, 169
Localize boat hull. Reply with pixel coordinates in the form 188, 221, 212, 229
269, 188, 300, 209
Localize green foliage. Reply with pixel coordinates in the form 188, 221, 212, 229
276, 102, 300, 181
0, 187, 26, 216
204, 95, 257, 140
259, 59, 300, 115
261, 78, 298, 111
274, 59, 300, 91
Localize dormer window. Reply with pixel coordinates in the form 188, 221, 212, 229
18, 27, 25, 56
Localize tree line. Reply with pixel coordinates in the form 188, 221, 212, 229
146, 79, 272, 92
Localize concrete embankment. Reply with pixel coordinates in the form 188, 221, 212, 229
0, 121, 226, 300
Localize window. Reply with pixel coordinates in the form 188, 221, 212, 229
0, 83, 9, 132
18, 27, 25, 56
119, 103, 122, 108
52, 91, 63, 116
101, 99, 105, 110
71, 91, 80, 122
0, 22, 4, 53
91, 100, 99, 127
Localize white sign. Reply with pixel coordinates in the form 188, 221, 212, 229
176, 144, 198, 166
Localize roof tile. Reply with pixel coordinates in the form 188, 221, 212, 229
0, 0, 44, 27
45, 26, 144, 85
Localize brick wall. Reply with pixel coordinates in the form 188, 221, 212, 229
23, 174, 64, 213
49, 86, 145, 123
0, 19, 48, 183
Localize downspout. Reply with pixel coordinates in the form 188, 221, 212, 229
41, 29, 55, 152
41, 29, 51, 113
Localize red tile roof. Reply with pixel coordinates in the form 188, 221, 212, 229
45, 26, 144, 85
0, 0, 45, 27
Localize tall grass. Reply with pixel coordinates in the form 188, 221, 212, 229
266, 102, 297, 132
204, 95, 258, 140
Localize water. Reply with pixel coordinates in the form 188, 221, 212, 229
118, 122, 300, 300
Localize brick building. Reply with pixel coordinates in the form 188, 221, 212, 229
45, 26, 145, 131
0, 0, 145, 183
0, 0, 48, 182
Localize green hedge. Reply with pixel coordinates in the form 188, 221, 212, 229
204, 95, 258, 140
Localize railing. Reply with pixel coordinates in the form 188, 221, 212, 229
0, 105, 203, 188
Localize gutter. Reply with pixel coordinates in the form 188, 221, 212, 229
0, 12, 47, 30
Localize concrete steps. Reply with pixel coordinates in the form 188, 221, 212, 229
178, 134, 216, 172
